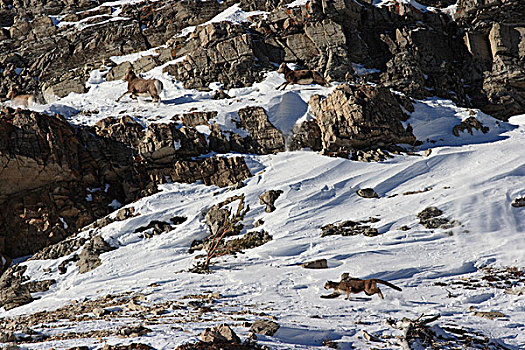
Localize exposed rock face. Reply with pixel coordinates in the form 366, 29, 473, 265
30, 237, 87, 261
0, 107, 135, 258
164, 22, 261, 89
2, 0, 525, 119
456, 0, 525, 119
208, 107, 286, 156
0, 108, 253, 260
288, 120, 322, 152
237, 107, 286, 154
176, 111, 218, 128
259, 190, 284, 213
76, 236, 115, 274
170, 157, 252, 187
0, 0, 234, 102
0, 265, 32, 310
309, 84, 416, 157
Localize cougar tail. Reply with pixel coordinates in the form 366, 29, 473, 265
376, 279, 402, 291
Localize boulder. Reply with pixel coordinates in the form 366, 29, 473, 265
249, 319, 280, 336
201, 324, 241, 344
309, 84, 416, 157
417, 207, 452, 229
302, 259, 328, 269
357, 188, 379, 199
259, 190, 284, 213
42, 74, 87, 102
164, 22, 262, 89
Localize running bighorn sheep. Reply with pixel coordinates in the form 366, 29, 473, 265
277, 63, 329, 90
116, 67, 163, 104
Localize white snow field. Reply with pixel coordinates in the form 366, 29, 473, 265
1, 3, 524, 350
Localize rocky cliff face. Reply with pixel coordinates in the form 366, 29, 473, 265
2, 0, 524, 117
0, 107, 262, 259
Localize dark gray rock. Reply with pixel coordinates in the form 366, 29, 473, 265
302, 259, 328, 269
417, 207, 452, 229
134, 220, 173, 237
357, 188, 379, 199
0, 265, 33, 310
453, 116, 489, 137
249, 319, 280, 336
511, 197, 525, 208
321, 220, 380, 237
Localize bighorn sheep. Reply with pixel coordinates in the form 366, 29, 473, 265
277, 63, 329, 90
7, 87, 37, 108
116, 67, 163, 104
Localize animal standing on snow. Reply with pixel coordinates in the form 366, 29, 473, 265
116, 67, 163, 104
7, 87, 37, 108
277, 63, 330, 90
324, 278, 402, 299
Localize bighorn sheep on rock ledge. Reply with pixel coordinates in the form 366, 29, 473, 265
116, 67, 163, 104
277, 63, 330, 90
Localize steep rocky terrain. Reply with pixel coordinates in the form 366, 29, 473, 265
0, 0, 524, 349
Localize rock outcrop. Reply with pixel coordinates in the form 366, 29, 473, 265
2, 0, 525, 119
249, 320, 280, 336
76, 236, 115, 274
417, 207, 453, 229
321, 219, 380, 237
164, 22, 262, 89
0, 108, 253, 260
452, 116, 489, 137
511, 197, 525, 208
456, 0, 525, 119
308, 84, 416, 157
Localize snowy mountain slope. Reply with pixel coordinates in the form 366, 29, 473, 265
1, 3, 525, 350
3, 101, 524, 349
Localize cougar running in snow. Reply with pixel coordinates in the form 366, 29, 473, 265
324, 278, 402, 299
